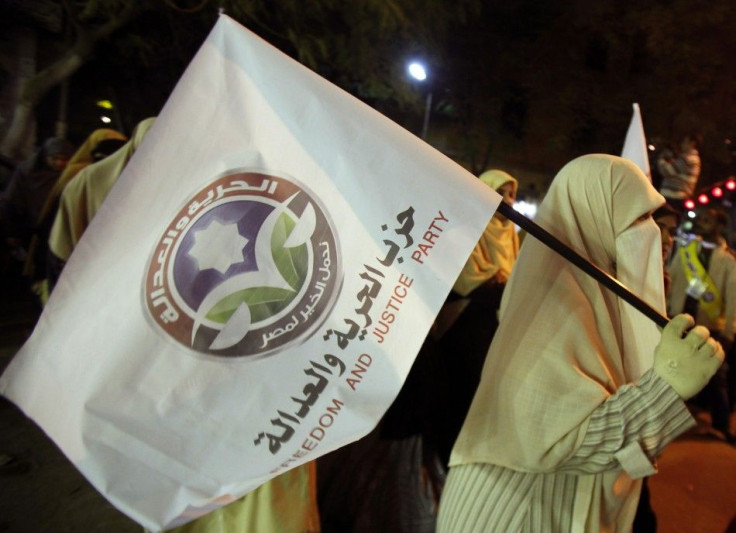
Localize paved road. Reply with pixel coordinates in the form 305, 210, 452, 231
1, 271, 734, 532
649, 411, 736, 533
0, 273, 139, 532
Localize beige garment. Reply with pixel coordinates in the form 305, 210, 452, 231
667, 238, 736, 342
48, 118, 155, 261
452, 170, 519, 297
163, 461, 320, 533
438, 369, 692, 532
39, 128, 128, 223
450, 154, 668, 531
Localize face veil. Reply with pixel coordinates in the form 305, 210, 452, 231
614, 216, 665, 379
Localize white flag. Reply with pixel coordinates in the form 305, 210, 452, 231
0, 15, 500, 530
621, 102, 651, 179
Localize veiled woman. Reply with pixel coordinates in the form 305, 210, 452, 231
437, 154, 723, 532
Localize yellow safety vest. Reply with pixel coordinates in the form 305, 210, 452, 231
678, 239, 722, 321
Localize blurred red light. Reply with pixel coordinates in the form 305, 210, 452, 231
684, 199, 696, 210
712, 187, 724, 198
698, 194, 710, 204
726, 178, 736, 191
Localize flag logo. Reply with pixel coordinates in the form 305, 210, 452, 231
144, 170, 341, 358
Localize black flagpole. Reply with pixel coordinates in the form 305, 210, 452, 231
496, 202, 669, 329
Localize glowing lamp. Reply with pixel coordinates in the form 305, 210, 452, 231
407, 62, 427, 81
698, 193, 710, 204
514, 200, 538, 220
726, 178, 736, 191
712, 186, 724, 198
684, 199, 696, 210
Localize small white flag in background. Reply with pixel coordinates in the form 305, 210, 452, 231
621, 102, 651, 180
0, 15, 500, 531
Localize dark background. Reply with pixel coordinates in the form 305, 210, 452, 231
3, 0, 736, 197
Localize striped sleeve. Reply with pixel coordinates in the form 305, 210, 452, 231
437, 463, 579, 532
558, 369, 695, 478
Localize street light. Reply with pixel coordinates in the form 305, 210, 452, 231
408, 62, 427, 81
96, 97, 124, 133
407, 61, 432, 140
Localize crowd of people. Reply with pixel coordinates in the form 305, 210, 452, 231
0, 124, 153, 306
1, 125, 734, 532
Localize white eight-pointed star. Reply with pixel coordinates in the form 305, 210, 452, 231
188, 219, 249, 273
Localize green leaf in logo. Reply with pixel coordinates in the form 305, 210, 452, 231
206, 286, 297, 324
272, 213, 308, 290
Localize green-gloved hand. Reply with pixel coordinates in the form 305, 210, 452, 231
653, 314, 725, 400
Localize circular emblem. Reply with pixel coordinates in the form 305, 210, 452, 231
144, 171, 341, 358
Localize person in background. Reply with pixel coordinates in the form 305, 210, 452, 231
23, 132, 127, 304
0, 137, 73, 474
451, 169, 520, 299
657, 133, 702, 212
158, 462, 320, 533
437, 154, 724, 532
39, 128, 127, 220
654, 203, 681, 295
0, 137, 74, 263
34, 128, 127, 250
44, 119, 151, 293
313, 176, 524, 533
433, 169, 520, 463
666, 207, 736, 444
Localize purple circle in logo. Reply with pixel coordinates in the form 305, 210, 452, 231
144, 171, 341, 358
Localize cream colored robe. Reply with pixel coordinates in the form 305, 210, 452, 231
39, 128, 128, 224
49, 119, 154, 261
162, 462, 320, 533
441, 154, 694, 532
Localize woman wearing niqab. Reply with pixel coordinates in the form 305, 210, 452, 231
452, 169, 519, 297
437, 154, 722, 532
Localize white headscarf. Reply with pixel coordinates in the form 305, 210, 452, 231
451, 154, 665, 471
